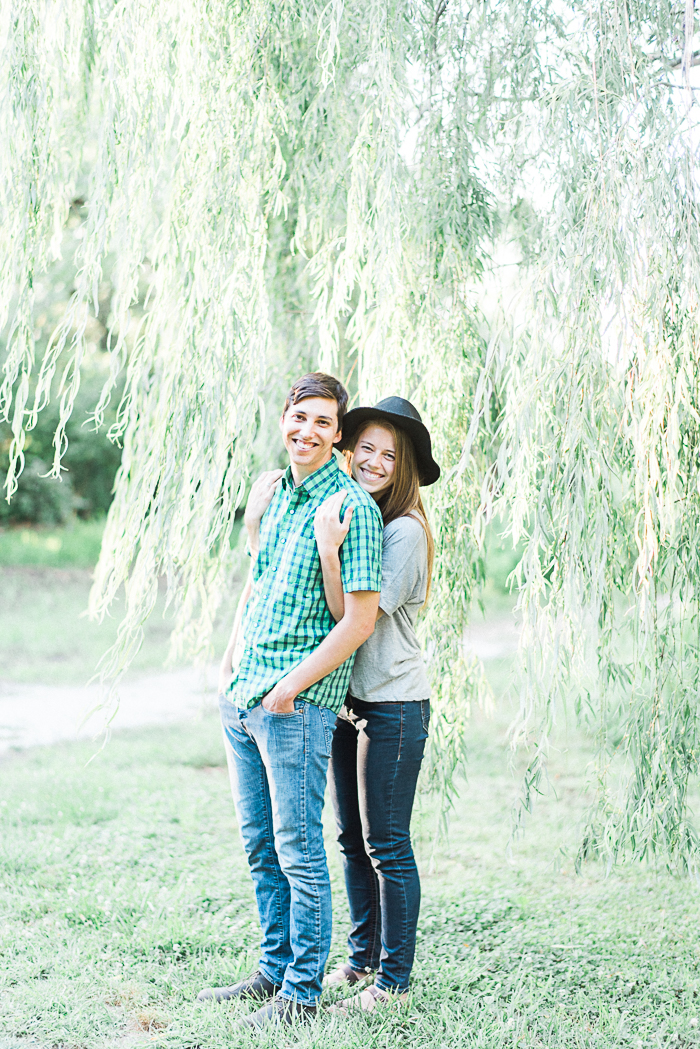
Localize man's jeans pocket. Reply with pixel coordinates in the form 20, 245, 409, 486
420, 699, 431, 736
259, 700, 305, 769
262, 698, 305, 718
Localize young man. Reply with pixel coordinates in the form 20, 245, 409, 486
197, 373, 382, 1028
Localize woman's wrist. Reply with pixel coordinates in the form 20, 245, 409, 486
317, 544, 341, 562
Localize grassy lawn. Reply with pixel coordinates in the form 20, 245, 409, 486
0, 521, 107, 570
0, 568, 173, 685
0, 567, 242, 687
2, 519, 698, 1047
1, 700, 698, 1049
0, 522, 242, 686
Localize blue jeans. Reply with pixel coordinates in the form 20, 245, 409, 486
327, 696, 430, 993
219, 694, 337, 1005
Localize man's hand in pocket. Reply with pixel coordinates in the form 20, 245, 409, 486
262, 682, 297, 714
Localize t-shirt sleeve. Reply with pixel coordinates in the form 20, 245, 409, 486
339, 502, 382, 593
378, 519, 427, 617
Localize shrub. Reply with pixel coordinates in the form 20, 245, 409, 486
0, 459, 77, 526
0, 365, 123, 524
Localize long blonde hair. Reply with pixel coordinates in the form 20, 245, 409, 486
347, 420, 435, 602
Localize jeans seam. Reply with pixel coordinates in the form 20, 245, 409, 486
367, 859, 381, 968
398, 704, 408, 975
366, 707, 382, 969
398, 702, 404, 760
257, 749, 287, 986
375, 703, 409, 992
300, 706, 322, 997
363, 823, 381, 969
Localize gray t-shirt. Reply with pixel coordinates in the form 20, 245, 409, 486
349, 515, 430, 702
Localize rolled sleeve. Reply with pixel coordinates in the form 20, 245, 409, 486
339, 502, 382, 593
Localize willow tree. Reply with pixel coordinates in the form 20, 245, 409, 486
3, 0, 700, 864
471, 1, 700, 868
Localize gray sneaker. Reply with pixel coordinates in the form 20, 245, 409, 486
196, 970, 281, 1003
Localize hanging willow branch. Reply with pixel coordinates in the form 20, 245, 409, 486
3, 0, 700, 862
466, 0, 700, 866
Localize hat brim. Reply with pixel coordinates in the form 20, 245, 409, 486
339, 407, 441, 487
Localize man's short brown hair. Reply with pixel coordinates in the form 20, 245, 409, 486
282, 372, 349, 430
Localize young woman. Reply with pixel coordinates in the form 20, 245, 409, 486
313, 395, 440, 1012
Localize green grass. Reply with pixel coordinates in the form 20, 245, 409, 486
0, 519, 244, 685
0, 518, 178, 686
2, 516, 698, 1049
0, 567, 168, 684
0, 519, 244, 571
0, 567, 240, 685
1, 702, 698, 1049
0, 519, 106, 569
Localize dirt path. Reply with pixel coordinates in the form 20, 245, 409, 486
0, 613, 521, 754
0, 666, 219, 754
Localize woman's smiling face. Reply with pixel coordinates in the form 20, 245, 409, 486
350, 423, 396, 496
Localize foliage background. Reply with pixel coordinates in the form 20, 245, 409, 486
0, 203, 125, 525
3, 0, 700, 864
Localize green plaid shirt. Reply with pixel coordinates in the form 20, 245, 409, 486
230, 455, 383, 714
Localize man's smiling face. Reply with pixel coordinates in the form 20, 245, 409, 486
280, 396, 342, 481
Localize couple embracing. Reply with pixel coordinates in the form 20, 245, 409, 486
198, 372, 440, 1029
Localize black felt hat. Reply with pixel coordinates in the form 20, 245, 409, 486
339, 396, 441, 487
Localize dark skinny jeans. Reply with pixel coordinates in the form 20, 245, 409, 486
327, 695, 430, 993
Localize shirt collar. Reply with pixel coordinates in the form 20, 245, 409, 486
281, 455, 339, 497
